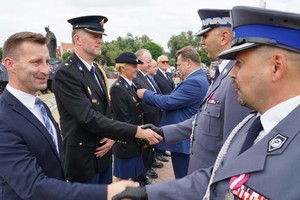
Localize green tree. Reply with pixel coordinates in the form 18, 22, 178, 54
198, 47, 212, 66
62, 52, 72, 61
167, 30, 200, 60
141, 42, 164, 61
100, 33, 153, 65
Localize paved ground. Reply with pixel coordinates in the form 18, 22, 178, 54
40, 78, 175, 184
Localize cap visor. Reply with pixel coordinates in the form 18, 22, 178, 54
196, 27, 212, 36
218, 43, 259, 59
84, 28, 107, 36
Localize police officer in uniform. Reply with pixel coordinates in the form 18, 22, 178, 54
53, 15, 162, 185
113, 6, 300, 200
110, 52, 146, 184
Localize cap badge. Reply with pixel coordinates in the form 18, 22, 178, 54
268, 134, 287, 152
100, 19, 105, 26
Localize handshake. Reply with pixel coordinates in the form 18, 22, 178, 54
134, 124, 164, 146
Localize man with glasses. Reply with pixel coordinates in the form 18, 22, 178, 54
154, 55, 175, 95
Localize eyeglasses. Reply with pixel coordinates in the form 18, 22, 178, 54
160, 61, 169, 64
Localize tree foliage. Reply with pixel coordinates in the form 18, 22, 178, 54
198, 47, 212, 66
98, 33, 154, 65
167, 30, 201, 60
62, 51, 72, 61
141, 42, 163, 61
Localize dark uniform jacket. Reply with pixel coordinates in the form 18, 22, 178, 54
53, 53, 136, 182
110, 76, 144, 158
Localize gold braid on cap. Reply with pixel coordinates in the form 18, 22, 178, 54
94, 63, 111, 101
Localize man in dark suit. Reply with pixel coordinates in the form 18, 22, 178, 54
113, 6, 300, 200
53, 16, 162, 185
0, 31, 140, 200
133, 49, 162, 181
153, 55, 175, 161
154, 55, 175, 95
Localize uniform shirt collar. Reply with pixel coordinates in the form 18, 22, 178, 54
219, 60, 230, 74
120, 75, 133, 86
75, 52, 93, 71
261, 95, 300, 134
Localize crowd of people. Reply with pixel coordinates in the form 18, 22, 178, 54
1, 5, 300, 200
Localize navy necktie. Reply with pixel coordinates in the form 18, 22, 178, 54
147, 75, 161, 94
131, 84, 136, 92
213, 67, 220, 82
35, 98, 59, 154
165, 72, 173, 84
239, 116, 263, 154
91, 66, 104, 94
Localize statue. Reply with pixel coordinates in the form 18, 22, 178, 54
45, 26, 57, 58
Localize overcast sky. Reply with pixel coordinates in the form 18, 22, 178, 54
1, 0, 300, 51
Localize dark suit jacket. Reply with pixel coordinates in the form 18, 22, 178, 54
110, 76, 144, 158
154, 69, 175, 95
53, 53, 137, 182
133, 71, 161, 126
0, 89, 107, 200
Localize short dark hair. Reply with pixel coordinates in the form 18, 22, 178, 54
3, 32, 47, 58
176, 46, 201, 65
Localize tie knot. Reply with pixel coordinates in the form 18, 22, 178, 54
90, 66, 95, 74
35, 97, 43, 106
248, 116, 263, 133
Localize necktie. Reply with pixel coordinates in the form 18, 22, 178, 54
239, 116, 263, 154
147, 75, 161, 94
131, 84, 136, 92
91, 66, 104, 94
35, 98, 59, 153
213, 67, 220, 82
165, 72, 173, 85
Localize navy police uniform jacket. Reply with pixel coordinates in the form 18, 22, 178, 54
53, 53, 137, 182
110, 76, 144, 158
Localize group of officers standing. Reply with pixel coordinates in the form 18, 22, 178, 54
1, 4, 300, 200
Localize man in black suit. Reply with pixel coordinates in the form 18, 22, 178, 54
153, 55, 175, 161
133, 49, 162, 182
53, 16, 162, 185
154, 55, 175, 95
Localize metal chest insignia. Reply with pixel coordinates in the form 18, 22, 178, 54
268, 134, 287, 152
